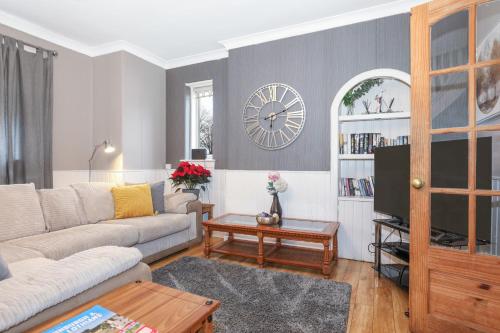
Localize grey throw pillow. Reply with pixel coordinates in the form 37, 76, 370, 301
150, 181, 165, 214
0, 255, 11, 280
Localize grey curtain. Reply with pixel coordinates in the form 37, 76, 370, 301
0, 36, 53, 188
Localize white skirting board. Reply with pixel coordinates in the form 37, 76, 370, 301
53, 168, 395, 262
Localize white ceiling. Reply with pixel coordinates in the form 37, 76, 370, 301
0, 0, 425, 68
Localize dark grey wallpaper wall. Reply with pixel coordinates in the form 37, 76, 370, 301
165, 59, 227, 168
165, 14, 410, 171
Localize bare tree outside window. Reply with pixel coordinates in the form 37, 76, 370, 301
188, 81, 213, 157
198, 96, 214, 154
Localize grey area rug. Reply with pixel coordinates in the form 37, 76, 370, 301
152, 257, 351, 333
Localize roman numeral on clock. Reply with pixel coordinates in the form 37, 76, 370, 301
246, 102, 261, 111
287, 110, 304, 119
256, 90, 268, 105
285, 119, 301, 135
284, 97, 299, 110
268, 85, 277, 102
246, 121, 260, 135
270, 132, 278, 148
243, 114, 259, 123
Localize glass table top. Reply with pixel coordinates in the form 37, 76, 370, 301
210, 214, 332, 233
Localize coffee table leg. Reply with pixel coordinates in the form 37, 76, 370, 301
333, 233, 338, 261
203, 316, 214, 333
228, 232, 234, 242
204, 226, 211, 258
257, 231, 264, 268
322, 239, 331, 278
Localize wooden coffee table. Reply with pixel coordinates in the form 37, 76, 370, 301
203, 214, 340, 278
28, 281, 220, 333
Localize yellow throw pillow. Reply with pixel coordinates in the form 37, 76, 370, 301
111, 184, 154, 219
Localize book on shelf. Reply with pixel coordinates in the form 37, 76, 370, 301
43, 305, 157, 333
339, 177, 375, 197
338, 133, 410, 155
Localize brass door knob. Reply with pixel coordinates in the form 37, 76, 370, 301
411, 178, 424, 189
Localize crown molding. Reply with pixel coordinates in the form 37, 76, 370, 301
219, 0, 429, 50
88, 40, 168, 69
0, 0, 427, 70
164, 48, 228, 70
0, 7, 228, 70
0, 9, 92, 56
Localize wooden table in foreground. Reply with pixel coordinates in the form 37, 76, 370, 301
203, 214, 340, 278
28, 281, 220, 333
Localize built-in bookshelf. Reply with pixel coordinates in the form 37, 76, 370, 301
333, 70, 411, 203
330, 69, 411, 262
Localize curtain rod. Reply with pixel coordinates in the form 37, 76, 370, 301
1, 36, 58, 57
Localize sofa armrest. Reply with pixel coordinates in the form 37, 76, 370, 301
164, 193, 203, 244
164, 193, 196, 214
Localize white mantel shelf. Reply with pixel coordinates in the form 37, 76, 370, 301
338, 154, 374, 160
338, 112, 410, 122
338, 196, 374, 202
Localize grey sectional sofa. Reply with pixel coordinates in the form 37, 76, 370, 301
0, 182, 202, 332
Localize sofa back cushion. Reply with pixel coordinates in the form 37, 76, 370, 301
37, 187, 86, 231
0, 183, 47, 242
111, 184, 154, 219
70, 183, 115, 223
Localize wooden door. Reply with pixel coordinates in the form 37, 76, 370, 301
411, 0, 500, 332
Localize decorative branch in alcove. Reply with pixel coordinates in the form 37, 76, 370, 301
342, 78, 383, 108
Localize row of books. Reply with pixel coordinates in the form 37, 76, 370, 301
338, 133, 410, 154
339, 177, 375, 197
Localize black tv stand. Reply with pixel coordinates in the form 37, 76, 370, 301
372, 218, 410, 289
372, 218, 474, 288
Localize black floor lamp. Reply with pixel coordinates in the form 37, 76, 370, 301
88, 140, 115, 182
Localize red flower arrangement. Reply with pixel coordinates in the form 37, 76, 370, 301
169, 161, 211, 191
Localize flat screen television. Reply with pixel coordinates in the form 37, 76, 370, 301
374, 139, 492, 242
374, 145, 410, 223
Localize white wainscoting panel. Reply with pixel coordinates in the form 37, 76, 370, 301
223, 170, 334, 221
55, 168, 395, 262
53, 169, 168, 188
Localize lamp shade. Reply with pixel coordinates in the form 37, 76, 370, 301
104, 142, 115, 153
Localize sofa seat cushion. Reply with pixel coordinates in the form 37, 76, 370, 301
0, 183, 47, 242
6, 225, 139, 260
0, 246, 143, 332
102, 214, 189, 243
0, 243, 45, 264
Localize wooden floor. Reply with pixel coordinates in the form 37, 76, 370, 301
150, 238, 410, 333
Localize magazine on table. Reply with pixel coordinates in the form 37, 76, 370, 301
42, 305, 157, 333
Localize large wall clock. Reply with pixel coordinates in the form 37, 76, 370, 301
243, 83, 306, 150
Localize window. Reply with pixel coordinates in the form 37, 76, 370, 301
186, 80, 214, 159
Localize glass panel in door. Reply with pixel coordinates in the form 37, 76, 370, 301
431, 72, 469, 129
476, 195, 500, 256
476, 0, 500, 62
431, 10, 469, 70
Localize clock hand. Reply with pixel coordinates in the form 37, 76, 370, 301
264, 109, 288, 120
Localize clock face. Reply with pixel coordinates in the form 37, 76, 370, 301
243, 83, 306, 150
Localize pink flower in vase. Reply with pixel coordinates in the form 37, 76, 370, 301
268, 171, 281, 182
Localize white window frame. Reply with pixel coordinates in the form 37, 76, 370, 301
185, 80, 213, 159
